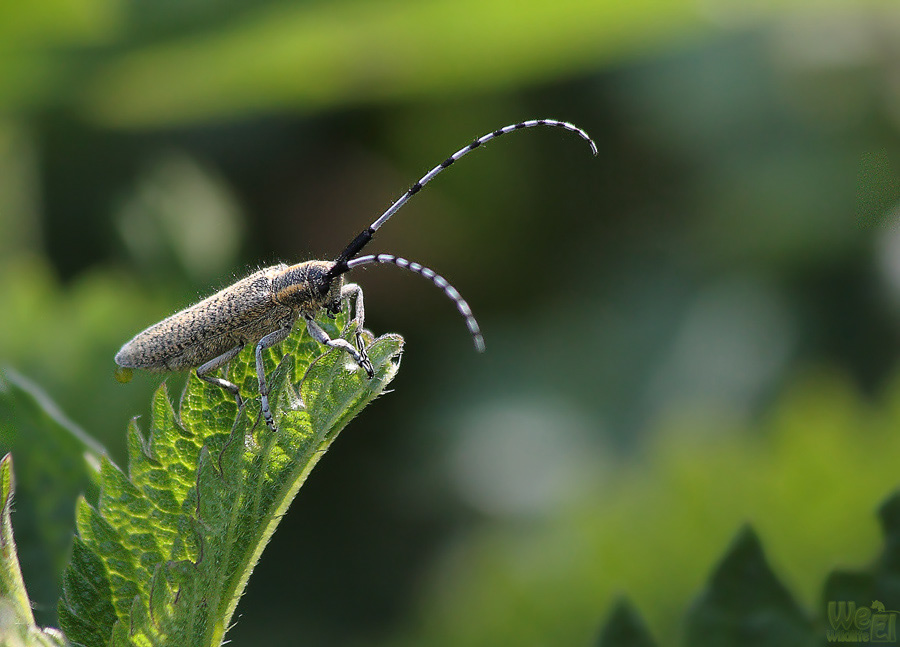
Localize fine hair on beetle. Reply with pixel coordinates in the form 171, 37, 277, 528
115, 119, 597, 432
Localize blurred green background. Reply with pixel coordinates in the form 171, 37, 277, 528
2, 0, 900, 644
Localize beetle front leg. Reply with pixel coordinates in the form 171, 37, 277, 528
304, 314, 374, 378
340, 282, 367, 355
256, 326, 293, 432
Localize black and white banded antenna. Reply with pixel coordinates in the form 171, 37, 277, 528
328, 118, 597, 352
346, 253, 485, 352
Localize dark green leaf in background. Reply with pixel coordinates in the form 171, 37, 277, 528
684, 525, 816, 647
822, 491, 900, 642
596, 597, 658, 647
0, 453, 69, 647
0, 369, 104, 629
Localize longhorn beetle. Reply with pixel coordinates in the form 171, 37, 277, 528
115, 119, 597, 432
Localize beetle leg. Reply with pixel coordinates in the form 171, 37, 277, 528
196, 344, 245, 408
340, 282, 367, 354
255, 326, 294, 433
304, 314, 374, 378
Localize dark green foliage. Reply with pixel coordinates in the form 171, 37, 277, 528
596, 598, 658, 647
684, 526, 815, 647
0, 454, 69, 646
821, 491, 900, 643
0, 369, 103, 627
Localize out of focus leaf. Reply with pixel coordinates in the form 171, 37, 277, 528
0, 454, 69, 647
79, 0, 708, 127
596, 598, 657, 647
684, 526, 815, 647
0, 0, 121, 111
822, 492, 900, 642
0, 369, 105, 628
0, 254, 172, 454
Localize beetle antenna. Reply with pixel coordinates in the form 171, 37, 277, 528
328, 119, 596, 277
346, 253, 485, 352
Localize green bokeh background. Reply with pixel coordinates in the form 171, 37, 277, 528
2, 1, 900, 644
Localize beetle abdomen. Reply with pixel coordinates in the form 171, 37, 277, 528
115, 266, 295, 371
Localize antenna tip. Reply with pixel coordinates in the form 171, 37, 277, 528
474, 336, 486, 353
562, 120, 597, 156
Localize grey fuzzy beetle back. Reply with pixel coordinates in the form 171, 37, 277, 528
116, 261, 347, 372
116, 265, 293, 371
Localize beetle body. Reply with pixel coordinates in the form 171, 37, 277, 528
116, 262, 341, 372
115, 119, 597, 432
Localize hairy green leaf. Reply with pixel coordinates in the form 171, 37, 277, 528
0, 454, 32, 629
58, 311, 402, 646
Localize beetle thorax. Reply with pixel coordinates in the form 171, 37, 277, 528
273, 260, 344, 315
